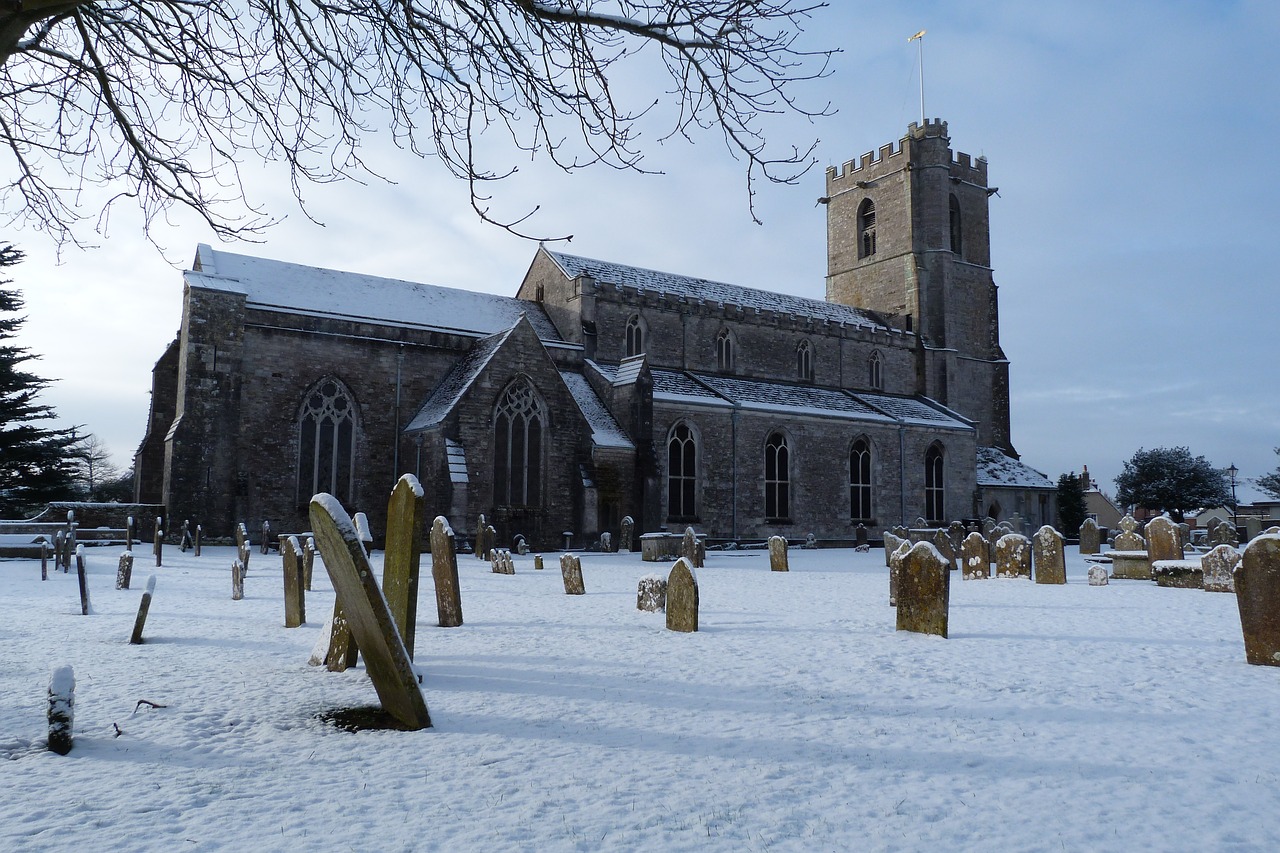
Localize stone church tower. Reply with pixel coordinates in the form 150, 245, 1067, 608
824, 119, 1014, 456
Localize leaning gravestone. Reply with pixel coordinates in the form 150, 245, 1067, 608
896, 542, 949, 638
1079, 518, 1101, 555
381, 475, 426, 656
1202, 544, 1240, 593
1235, 534, 1280, 667
235, 523, 250, 572
637, 575, 667, 612
962, 532, 989, 580
666, 558, 699, 633
282, 535, 306, 628
231, 559, 244, 600
116, 552, 134, 590
1147, 516, 1181, 563
309, 493, 432, 729
431, 517, 463, 628
933, 528, 957, 572
619, 516, 635, 553
75, 546, 90, 615
883, 531, 903, 568
1088, 565, 1110, 586
47, 666, 75, 756
888, 540, 911, 606
994, 534, 1032, 579
769, 535, 789, 572
1033, 525, 1067, 585
130, 575, 157, 644
560, 554, 585, 595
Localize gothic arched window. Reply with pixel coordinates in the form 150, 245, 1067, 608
297, 377, 358, 503
667, 422, 698, 521
858, 198, 877, 259
796, 340, 813, 382
869, 350, 883, 390
850, 437, 873, 521
925, 444, 945, 523
494, 378, 545, 507
625, 315, 645, 358
764, 431, 790, 521
949, 194, 963, 257
716, 329, 735, 372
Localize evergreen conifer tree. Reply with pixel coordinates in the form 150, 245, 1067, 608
1056, 472, 1086, 538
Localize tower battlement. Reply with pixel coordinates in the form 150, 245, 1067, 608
826, 117, 985, 187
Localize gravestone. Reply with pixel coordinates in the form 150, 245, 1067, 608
962, 532, 989, 580
533, 554, 543, 570
896, 542, 950, 638
353, 512, 374, 556
619, 516, 635, 552
683, 527, 698, 565
1079, 518, 1101, 555
303, 537, 316, 590
888, 540, 911, 606
47, 666, 75, 756
599, 532, 611, 553
235, 523, 250, 572
431, 516, 464, 628
695, 539, 707, 569
883, 531, 903, 568
260, 520, 272, 554
180, 520, 193, 552
994, 534, 1032, 579
1153, 560, 1203, 589
381, 475, 426, 656
282, 535, 306, 628
130, 575, 157, 644
768, 535, 789, 571
474, 514, 488, 559
231, 559, 244, 600
1032, 525, 1067, 585
637, 575, 667, 612
1234, 534, 1280, 666
1147, 516, 1180, 563
1178, 522, 1191, 552
947, 521, 966, 559
560, 553, 585, 595
1212, 519, 1239, 547
126, 516, 136, 551
1088, 565, 1110, 586
75, 546, 90, 615
153, 519, 163, 568
803, 533, 816, 550
855, 524, 868, 548
309, 493, 431, 728
116, 552, 134, 590
666, 558, 699, 633
1113, 515, 1145, 552
1202, 543, 1240, 593
194, 524, 202, 557
322, 601, 359, 672
40, 541, 48, 580
53, 530, 65, 572
491, 549, 515, 574
932, 528, 957, 572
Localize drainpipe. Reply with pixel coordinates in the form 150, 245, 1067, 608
731, 405, 740, 540
393, 344, 404, 478
898, 419, 908, 526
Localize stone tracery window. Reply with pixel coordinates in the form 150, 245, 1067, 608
764, 431, 790, 521
869, 350, 883, 390
297, 377, 358, 503
625, 315, 645, 358
850, 437, 872, 521
667, 422, 698, 521
796, 340, 813, 381
925, 443, 945, 523
858, 198, 877, 259
716, 329, 735, 372
494, 377, 545, 507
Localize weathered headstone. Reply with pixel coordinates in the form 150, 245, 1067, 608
1147, 516, 1180, 563
354, 512, 374, 556
1088, 565, 1110, 586
53, 529, 65, 572
599, 532, 611, 553
430, 516, 463, 628
309, 494, 431, 728
932, 528, 957, 572
47, 666, 75, 755
560, 553, 585, 595
231, 559, 244, 600
260, 520, 272, 554
533, 554, 544, 570
1234, 534, 1280, 667
491, 549, 515, 574
619, 516, 635, 552
1202, 543, 1240, 593
1079, 517, 1101, 555
666, 557, 699, 633
303, 537, 316, 590
695, 539, 706, 569
889, 540, 911, 605
40, 540, 48, 581
962, 532, 989, 580
855, 524, 868, 548
994, 533, 1032, 579
768, 535, 789, 572
1153, 560, 1203, 589
126, 516, 136, 551
1212, 519, 1239, 547
322, 601, 359, 672
803, 533, 816, 550
179, 520, 193, 552
1113, 515, 1145, 552
947, 521, 966, 559
474, 513, 488, 559
194, 523, 202, 557
637, 575, 667, 612
682, 527, 697, 564
75, 545, 90, 615
1032, 525, 1067, 585
282, 535, 306, 628
130, 575, 157, 644
153, 518, 163, 567
235, 522, 250, 572
237, 540, 251, 577
381, 475, 426, 656
883, 530, 903, 568
116, 552, 134, 590
896, 542, 950, 638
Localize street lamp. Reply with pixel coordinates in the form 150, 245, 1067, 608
1228, 463, 1239, 528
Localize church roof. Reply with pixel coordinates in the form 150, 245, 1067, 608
546, 250, 887, 330
558, 372, 635, 450
976, 447, 1055, 489
404, 327, 512, 432
188, 244, 564, 341
691, 373, 896, 422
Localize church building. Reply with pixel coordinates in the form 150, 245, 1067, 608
134, 120, 1054, 547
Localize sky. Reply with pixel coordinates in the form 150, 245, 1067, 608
7, 0, 1280, 504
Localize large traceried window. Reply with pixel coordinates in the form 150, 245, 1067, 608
297, 378, 358, 503
764, 431, 790, 521
716, 329, 735, 372
667, 422, 698, 521
925, 444, 945, 523
858, 198, 877, 259
796, 340, 813, 381
850, 438, 872, 521
625, 315, 645, 358
494, 378, 545, 507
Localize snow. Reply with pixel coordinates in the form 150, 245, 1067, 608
975, 446, 1055, 489
559, 372, 635, 450
3, 543, 1279, 850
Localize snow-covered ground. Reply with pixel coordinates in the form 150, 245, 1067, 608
3, 542, 1278, 851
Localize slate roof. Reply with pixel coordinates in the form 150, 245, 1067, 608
559, 372, 635, 450
650, 369, 733, 409
855, 393, 969, 426
692, 374, 895, 422
189, 243, 563, 341
547, 250, 887, 330
976, 447, 1055, 489
445, 439, 469, 484
405, 327, 512, 432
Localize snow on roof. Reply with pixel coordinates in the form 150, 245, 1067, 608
445, 439, 469, 485
188, 243, 563, 341
405, 327, 512, 432
976, 447, 1055, 489
547, 250, 887, 330
693, 373, 897, 422
651, 369, 734, 408
559, 372, 635, 450
854, 393, 970, 426
613, 355, 646, 387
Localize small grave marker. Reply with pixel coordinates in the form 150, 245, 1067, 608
962, 532, 989, 580
1202, 544, 1240, 593
1079, 518, 1101, 555
769, 535, 789, 571
1033, 525, 1067, 585
282, 536, 306, 628
116, 552, 134, 590
666, 558, 699, 633
47, 666, 75, 755
561, 554, 585, 595
619, 516, 635, 552
430, 516, 463, 628
75, 545, 90, 615
896, 542, 949, 638
232, 559, 244, 600
130, 575, 157, 644
1088, 565, 1109, 586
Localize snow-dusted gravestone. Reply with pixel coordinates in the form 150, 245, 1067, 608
1202, 544, 1240, 593
533, 554, 544, 570
53, 530, 64, 572
696, 539, 707, 569
153, 517, 163, 567
769, 535, 789, 572
933, 528, 957, 572
303, 537, 315, 590
130, 575, 157, 644
637, 575, 667, 612
431, 516, 463, 628
126, 516, 136, 551
1113, 515, 1144, 551
235, 522, 250, 572
883, 531, 903, 568
962, 532, 989, 580
994, 534, 1032, 579
561, 553, 585, 595
896, 542, 950, 638
855, 524, 868, 548
889, 540, 911, 606
382, 475, 426, 656
75, 545, 90, 615
1147, 516, 1180, 563
683, 527, 698, 565
47, 666, 75, 755
180, 520, 193, 552
666, 558, 698, 633
231, 559, 244, 600
260, 520, 272, 554
1079, 518, 1101, 555
322, 601, 359, 672
282, 535, 306, 628
491, 549, 515, 574
40, 540, 48, 580
116, 552, 134, 590
599, 532, 611, 553
1212, 519, 1239, 547
619, 516, 635, 553
948, 521, 966, 560
1088, 565, 1109, 586
1033, 525, 1066, 585
1235, 534, 1280, 667
309, 493, 431, 729
194, 524, 202, 557
354, 512, 374, 556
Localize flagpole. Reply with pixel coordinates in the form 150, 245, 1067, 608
909, 30, 927, 125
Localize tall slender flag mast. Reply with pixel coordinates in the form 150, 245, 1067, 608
909, 29, 927, 124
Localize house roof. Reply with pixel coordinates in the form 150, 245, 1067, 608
546, 250, 888, 331
976, 447, 1054, 489
559, 372, 635, 450
188, 244, 563, 341
405, 327, 513, 432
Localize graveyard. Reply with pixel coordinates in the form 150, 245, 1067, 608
3, 524, 1280, 851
